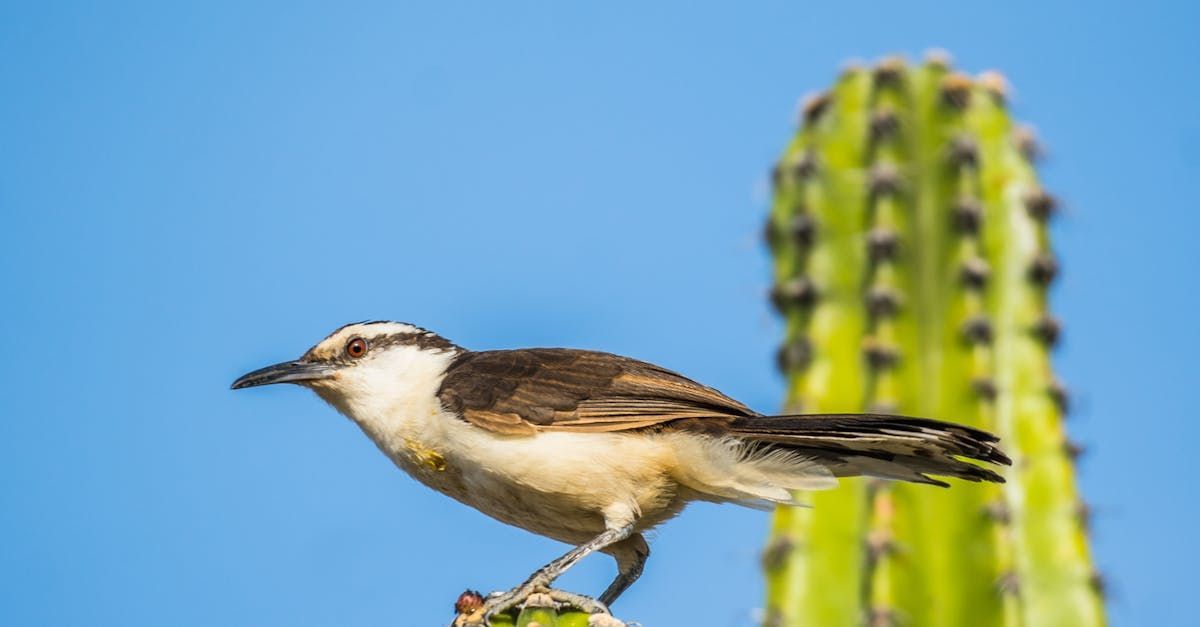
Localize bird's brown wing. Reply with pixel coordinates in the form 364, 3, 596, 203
436, 348, 1010, 484
436, 348, 757, 435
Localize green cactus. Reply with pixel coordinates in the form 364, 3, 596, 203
490, 607, 591, 627
762, 53, 1105, 627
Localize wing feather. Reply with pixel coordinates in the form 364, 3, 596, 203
436, 349, 755, 434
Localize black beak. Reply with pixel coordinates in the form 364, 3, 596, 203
231, 360, 336, 390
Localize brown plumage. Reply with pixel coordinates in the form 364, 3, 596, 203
438, 348, 1009, 486
437, 349, 755, 434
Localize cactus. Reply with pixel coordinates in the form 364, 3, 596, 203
490, 606, 592, 627
762, 53, 1105, 627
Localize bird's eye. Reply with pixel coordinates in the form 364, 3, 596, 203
345, 337, 368, 359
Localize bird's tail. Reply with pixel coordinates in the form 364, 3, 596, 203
728, 413, 1011, 487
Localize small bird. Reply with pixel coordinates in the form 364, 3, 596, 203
232, 321, 1009, 621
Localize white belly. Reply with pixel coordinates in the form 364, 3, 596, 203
374, 412, 684, 543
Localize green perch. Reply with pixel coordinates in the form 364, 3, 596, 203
452, 589, 612, 627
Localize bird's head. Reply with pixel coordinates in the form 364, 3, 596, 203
231, 321, 461, 418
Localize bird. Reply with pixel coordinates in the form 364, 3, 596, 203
232, 321, 1010, 622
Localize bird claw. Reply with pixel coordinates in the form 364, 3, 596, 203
480, 584, 611, 625
541, 588, 611, 615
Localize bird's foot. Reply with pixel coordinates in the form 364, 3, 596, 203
481, 583, 610, 624
541, 588, 611, 615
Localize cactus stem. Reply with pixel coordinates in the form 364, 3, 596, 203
767, 57, 1103, 627
976, 74, 1105, 623
765, 66, 875, 626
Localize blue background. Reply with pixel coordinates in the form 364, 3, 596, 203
2, 2, 1195, 625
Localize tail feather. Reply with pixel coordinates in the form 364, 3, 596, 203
727, 413, 1011, 487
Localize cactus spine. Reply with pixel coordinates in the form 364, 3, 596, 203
763, 54, 1105, 626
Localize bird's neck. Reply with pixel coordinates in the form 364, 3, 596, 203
312, 346, 461, 460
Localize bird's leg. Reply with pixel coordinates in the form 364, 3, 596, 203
599, 533, 649, 606
483, 522, 635, 621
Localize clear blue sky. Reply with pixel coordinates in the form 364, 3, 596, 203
1, 2, 1195, 625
